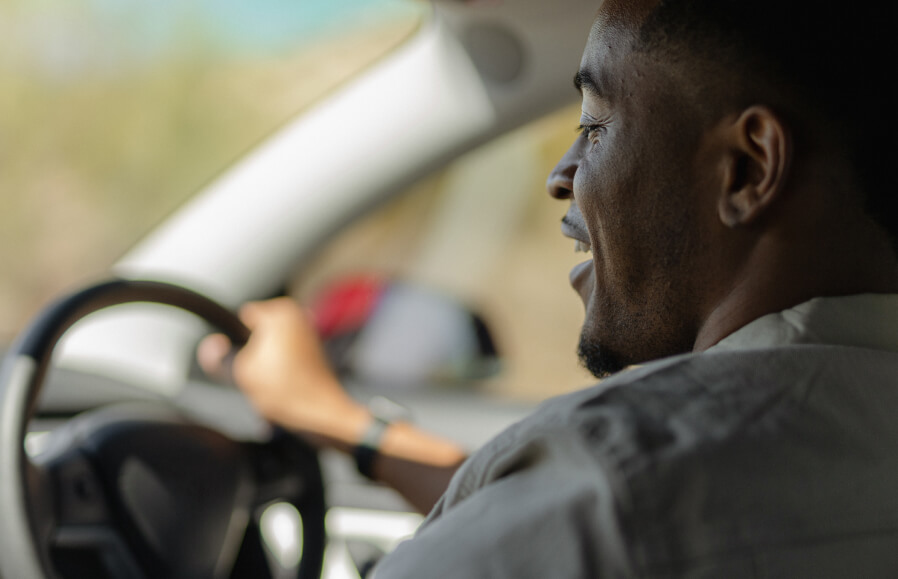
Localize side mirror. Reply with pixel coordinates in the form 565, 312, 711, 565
310, 276, 500, 389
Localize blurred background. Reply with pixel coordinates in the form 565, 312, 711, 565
0, 0, 422, 335
1, 0, 594, 401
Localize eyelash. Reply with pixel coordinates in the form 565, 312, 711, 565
577, 123, 604, 143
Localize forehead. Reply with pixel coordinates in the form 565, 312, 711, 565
578, 0, 661, 97
595, 0, 658, 30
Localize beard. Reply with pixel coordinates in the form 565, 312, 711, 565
576, 282, 697, 380
577, 332, 627, 379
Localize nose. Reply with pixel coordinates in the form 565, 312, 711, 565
546, 138, 582, 200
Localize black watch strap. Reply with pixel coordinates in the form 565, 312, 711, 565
353, 416, 391, 479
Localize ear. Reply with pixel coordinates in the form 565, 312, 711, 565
718, 106, 792, 227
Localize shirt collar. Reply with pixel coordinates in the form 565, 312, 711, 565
708, 294, 898, 354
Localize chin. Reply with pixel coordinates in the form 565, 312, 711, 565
577, 333, 627, 379
577, 297, 629, 378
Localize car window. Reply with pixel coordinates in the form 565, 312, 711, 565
0, 0, 425, 343
292, 105, 596, 401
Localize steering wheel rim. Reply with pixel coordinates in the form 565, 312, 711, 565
0, 279, 326, 579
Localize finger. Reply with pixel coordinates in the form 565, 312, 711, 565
238, 301, 267, 328
197, 333, 233, 378
241, 298, 302, 328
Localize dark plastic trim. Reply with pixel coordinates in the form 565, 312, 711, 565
0, 279, 251, 579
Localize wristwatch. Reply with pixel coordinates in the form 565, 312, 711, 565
352, 396, 412, 479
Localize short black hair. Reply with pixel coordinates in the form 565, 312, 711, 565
637, 1, 898, 250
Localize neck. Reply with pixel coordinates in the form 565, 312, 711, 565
693, 221, 898, 352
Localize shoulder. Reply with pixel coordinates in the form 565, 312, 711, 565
380, 345, 898, 577
441, 346, 832, 507
436, 344, 898, 525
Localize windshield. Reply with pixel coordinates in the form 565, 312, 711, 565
0, 0, 424, 341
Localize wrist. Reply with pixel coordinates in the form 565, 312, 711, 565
314, 402, 372, 450
353, 415, 392, 479
350, 396, 415, 480
277, 389, 371, 448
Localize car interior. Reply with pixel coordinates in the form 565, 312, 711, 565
0, 0, 602, 577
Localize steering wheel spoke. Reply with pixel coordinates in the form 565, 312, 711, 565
35, 445, 127, 576
38, 442, 112, 529
234, 431, 326, 579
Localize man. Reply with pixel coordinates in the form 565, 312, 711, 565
201, 0, 898, 575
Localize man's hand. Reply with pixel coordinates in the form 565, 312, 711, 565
197, 297, 370, 444
197, 296, 467, 513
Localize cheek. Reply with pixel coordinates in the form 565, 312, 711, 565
572, 168, 610, 260
574, 143, 640, 254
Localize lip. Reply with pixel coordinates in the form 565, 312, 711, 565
569, 259, 592, 288
560, 206, 595, 302
561, 215, 590, 245
561, 209, 594, 299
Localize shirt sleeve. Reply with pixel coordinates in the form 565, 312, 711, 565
372, 426, 634, 579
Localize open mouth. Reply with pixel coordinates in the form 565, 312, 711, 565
563, 217, 594, 296
562, 213, 594, 296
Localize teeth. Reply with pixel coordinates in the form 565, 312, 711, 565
575, 240, 592, 253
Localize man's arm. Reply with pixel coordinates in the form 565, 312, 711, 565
197, 297, 466, 514
373, 426, 632, 578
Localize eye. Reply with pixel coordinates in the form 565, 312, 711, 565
577, 123, 604, 145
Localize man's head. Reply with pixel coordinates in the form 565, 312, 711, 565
548, 0, 898, 377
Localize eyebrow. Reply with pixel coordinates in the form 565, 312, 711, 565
573, 70, 608, 100
573, 70, 596, 94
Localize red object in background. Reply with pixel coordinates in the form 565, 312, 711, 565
309, 275, 388, 339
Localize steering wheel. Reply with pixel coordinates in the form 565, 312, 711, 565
0, 279, 326, 579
